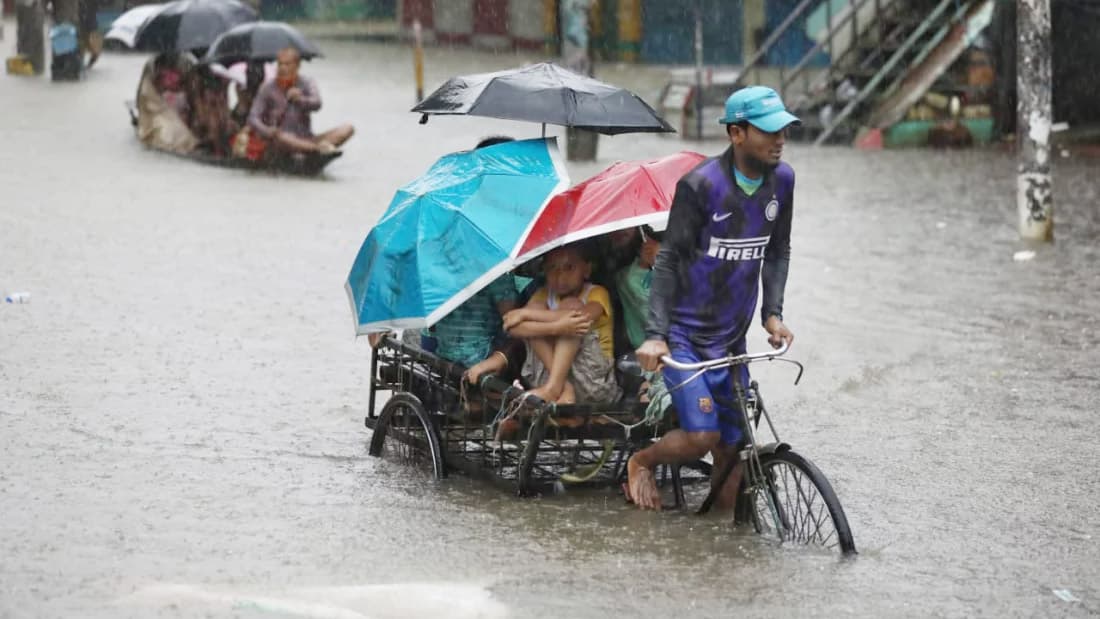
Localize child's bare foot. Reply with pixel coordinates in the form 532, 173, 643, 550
558, 381, 576, 404
527, 384, 560, 404
625, 455, 661, 510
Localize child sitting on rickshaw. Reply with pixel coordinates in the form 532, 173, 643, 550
426, 272, 517, 369
615, 225, 662, 352
503, 242, 622, 405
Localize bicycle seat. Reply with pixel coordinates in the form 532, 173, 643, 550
615, 353, 646, 399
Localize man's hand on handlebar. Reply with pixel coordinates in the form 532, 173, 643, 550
636, 338, 670, 372
764, 315, 794, 349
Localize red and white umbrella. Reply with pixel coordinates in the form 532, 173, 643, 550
515, 150, 706, 262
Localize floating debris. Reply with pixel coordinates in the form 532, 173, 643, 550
1052, 589, 1080, 603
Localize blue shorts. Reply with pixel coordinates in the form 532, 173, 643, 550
662, 346, 751, 447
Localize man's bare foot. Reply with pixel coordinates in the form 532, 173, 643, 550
626, 455, 661, 510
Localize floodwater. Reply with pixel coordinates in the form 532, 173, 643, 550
2, 24, 1099, 618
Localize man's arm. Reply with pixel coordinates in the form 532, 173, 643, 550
760, 175, 793, 325
644, 179, 707, 342
247, 83, 277, 139
491, 274, 518, 318
297, 76, 322, 112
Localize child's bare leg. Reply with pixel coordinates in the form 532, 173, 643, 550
526, 337, 559, 402
539, 297, 586, 401
529, 335, 581, 402
543, 335, 582, 400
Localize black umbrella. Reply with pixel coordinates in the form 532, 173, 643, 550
132, 0, 257, 53
411, 62, 676, 136
203, 21, 322, 65
104, 3, 166, 48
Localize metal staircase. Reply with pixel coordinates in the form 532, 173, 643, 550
733, 0, 993, 144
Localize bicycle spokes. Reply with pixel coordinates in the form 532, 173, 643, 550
751, 459, 842, 549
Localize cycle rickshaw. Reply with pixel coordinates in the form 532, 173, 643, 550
365, 333, 856, 555
349, 72, 855, 554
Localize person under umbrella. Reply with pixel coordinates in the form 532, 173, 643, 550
247, 47, 353, 157
187, 63, 238, 156
203, 21, 321, 139
134, 52, 199, 154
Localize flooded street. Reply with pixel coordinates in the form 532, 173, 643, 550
2, 25, 1099, 618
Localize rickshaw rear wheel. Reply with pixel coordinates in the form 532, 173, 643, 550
368, 393, 446, 480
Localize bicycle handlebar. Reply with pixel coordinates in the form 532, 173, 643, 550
659, 340, 791, 371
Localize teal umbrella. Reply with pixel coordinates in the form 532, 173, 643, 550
345, 137, 569, 334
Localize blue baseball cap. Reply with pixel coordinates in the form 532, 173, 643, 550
718, 86, 801, 132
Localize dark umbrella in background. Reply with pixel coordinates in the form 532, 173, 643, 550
203, 21, 322, 65
104, 3, 166, 48
412, 62, 676, 136
131, 0, 257, 53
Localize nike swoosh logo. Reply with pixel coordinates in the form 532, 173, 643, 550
712, 212, 732, 222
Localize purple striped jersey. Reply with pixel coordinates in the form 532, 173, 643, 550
645, 148, 794, 357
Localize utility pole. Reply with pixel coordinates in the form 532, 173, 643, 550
15, 0, 45, 74
693, 0, 704, 141
561, 0, 597, 161
412, 19, 425, 103
1016, 0, 1053, 242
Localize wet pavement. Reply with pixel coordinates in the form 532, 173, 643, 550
2, 24, 1099, 618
